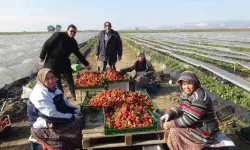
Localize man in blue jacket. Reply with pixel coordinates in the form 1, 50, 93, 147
96, 21, 123, 71
39, 24, 91, 101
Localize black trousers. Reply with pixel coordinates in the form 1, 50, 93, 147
54, 71, 76, 98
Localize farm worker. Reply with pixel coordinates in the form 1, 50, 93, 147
96, 21, 123, 71
39, 24, 91, 101
160, 71, 219, 150
120, 52, 154, 90
27, 68, 82, 149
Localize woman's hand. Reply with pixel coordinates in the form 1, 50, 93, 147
47, 123, 53, 129
163, 122, 171, 130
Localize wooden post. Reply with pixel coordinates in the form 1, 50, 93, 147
82, 138, 90, 148
164, 131, 168, 143
125, 134, 132, 146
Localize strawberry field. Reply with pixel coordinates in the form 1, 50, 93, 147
1, 31, 250, 149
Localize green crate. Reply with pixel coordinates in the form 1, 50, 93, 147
104, 109, 158, 135
142, 89, 160, 112
75, 81, 105, 90
71, 64, 83, 72
75, 72, 105, 90
82, 106, 104, 123
104, 73, 132, 83
80, 90, 103, 113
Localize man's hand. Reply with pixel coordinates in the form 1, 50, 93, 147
96, 55, 99, 60
118, 56, 122, 61
86, 65, 91, 70
39, 58, 44, 63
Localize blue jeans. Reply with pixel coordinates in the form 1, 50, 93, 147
29, 142, 42, 150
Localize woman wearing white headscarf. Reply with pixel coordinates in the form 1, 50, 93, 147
27, 68, 82, 150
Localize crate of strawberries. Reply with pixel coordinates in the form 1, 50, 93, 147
75, 70, 105, 89
81, 90, 103, 113
82, 88, 159, 134
0, 115, 11, 136
104, 105, 158, 135
103, 68, 132, 83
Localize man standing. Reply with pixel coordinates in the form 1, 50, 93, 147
39, 24, 91, 101
96, 21, 123, 71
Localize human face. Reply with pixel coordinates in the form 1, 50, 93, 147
105, 24, 111, 33
44, 72, 56, 89
137, 54, 145, 62
67, 27, 77, 38
181, 81, 195, 95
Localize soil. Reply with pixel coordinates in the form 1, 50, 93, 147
0, 41, 249, 150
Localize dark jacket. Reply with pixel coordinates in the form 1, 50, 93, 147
39, 32, 89, 73
166, 71, 219, 144
96, 29, 122, 62
122, 60, 155, 77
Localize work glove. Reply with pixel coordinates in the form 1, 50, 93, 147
120, 69, 126, 73
160, 113, 170, 122
160, 113, 170, 129
143, 72, 149, 76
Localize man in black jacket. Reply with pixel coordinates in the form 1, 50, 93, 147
96, 21, 122, 71
39, 24, 91, 101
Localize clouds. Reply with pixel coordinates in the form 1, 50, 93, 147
194, 23, 208, 27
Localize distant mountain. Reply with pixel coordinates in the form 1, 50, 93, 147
160, 20, 250, 29
121, 20, 250, 30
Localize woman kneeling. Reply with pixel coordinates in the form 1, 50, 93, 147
161, 71, 219, 150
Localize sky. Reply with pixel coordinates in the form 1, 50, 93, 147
0, 0, 250, 32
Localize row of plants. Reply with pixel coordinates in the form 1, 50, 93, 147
137, 37, 250, 63
163, 40, 249, 56
192, 42, 250, 52
123, 37, 250, 111
173, 50, 250, 75
130, 37, 250, 75
69, 37, 97, 61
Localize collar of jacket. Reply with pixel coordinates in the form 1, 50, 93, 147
102, 29, 115, 38
36, 81, 62, 94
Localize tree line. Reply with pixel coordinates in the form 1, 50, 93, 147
47, 25, 62, 32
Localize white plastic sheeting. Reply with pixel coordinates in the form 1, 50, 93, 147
123, 36, 250, 92
0, 32, 98, 89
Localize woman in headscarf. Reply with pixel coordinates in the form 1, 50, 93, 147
120, 52, 155, 89
160, 71, 219, 150
27, 68, 82, 150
